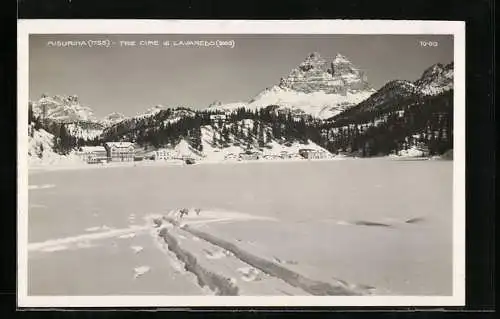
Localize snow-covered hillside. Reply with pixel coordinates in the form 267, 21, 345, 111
206, 85, 374, 120
199, 120, 332, 162
28, 127, 84, 166
137, 118, 332, 163
330, 62, 454, 121
171, 139, 204, 160
207, 101, 248, 112
247, 85, 374, 119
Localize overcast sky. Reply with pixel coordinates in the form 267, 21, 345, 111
29, 34, 453, 117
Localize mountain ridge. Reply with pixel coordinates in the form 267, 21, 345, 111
329, 61, 454, 122
207, 52, 377, 118
29, 55, 453, 125
28, 57, 454, 159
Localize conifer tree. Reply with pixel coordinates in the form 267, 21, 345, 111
252, 120, 259, 138
258, 122, 265, 147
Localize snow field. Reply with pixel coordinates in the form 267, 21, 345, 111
27, 159, 452, 295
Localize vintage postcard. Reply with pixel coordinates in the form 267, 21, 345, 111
17, 20, 465, 307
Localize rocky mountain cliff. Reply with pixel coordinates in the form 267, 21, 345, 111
278, 52, 373, 94
30, 95, 97, 123
415, 62, 454, 95
30, 95, 129, 127
209, 52, 376, 119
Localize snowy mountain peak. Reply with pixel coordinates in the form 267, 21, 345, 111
239, 52, 376, 118
297, 52, 327, 71
207, 100, 248, 111
419, 63, 448, 82
308, 51, 321, 59
279, 52, 372, 95
204, 51, 376, 119
104, 111, 126, 120
208, 101, 223, 108
249, 85, 285, 104
332, 53, 352, 65
415, 62, 454, 95
150, 105, 167, 112
136, 105, 169, 118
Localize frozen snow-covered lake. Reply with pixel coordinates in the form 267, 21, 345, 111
27, 158, 453, 296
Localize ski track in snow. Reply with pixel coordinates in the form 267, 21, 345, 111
28, 225, 149, 252
85, 225, 113, 232
333, 216, 427, 228
39, 245, 68, 252
176, 223, 366, 295
151, 213, 370, 296
30, 209, 384, 294
150, 230, 187, 274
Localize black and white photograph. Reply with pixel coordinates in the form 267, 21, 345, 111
17, 20, 465, 307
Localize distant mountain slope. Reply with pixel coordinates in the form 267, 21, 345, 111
330, 62, 454, 124
101, 112, 127, 126
322, 89, 453, 157
134, 105, 170, 119
101, 107, 197, 142
247, 85, 374, 119
318, 62, 454, 157
207, 101, 248, 112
